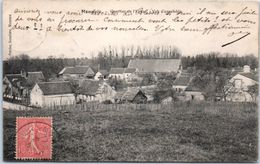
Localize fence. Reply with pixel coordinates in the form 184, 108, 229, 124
3, 101, 34, 111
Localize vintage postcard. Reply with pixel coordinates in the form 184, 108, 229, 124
2, 0, 259, 162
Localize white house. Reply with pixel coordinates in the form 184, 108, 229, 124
30, 82, 75, 107
226, 66, 258, 102
229, 73, 257, 90
109, 68, 125, 79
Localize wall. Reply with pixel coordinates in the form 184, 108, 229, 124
109, 74, 124, 79
230, 74, 257, 90
30, 84, 44, 107
185, 91, 205, 101
43, 94, 75, 106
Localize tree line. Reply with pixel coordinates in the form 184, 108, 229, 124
3, 48, 258, 80
181, 53, 258, 70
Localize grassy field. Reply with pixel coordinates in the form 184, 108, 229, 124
3, 102, 258, 162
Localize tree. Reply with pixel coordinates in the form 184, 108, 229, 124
248, 84, 258, 102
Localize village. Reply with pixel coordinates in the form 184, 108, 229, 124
2, 57, 258, 108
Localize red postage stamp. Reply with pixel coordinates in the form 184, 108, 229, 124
16, 117, 52, 160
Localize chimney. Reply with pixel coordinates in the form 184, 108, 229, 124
243, 65, 250, 73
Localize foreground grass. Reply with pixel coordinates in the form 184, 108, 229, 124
3, 102, 258, 162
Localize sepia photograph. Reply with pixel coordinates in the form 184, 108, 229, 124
2, 0, 259, 162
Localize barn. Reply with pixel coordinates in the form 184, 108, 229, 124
127, 59, 181, 73
30, 81, 75, 107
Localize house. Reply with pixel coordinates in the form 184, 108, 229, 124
108, 67, 137, 80
109, 68, 125, 79
30, 81, 75, 107
77, 80, 116, 103
172, 76, 191, 93
59, 66, 95, 80
127, 59, 181, 73
116, 88, 147, 104
3, 74, 27, 101
226, 65, 258, 102
185, 86, 205, 101
3, 71, 45, 102
124, 68, 136, 78
94, 70, 109, 80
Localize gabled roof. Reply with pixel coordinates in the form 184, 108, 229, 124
127, 59, 181, 73
37, 82, 74, 95
173, 76, 191, 86
27, 72, 45, 86
124, 68, 136, 73
110, 68, 125, 74
5, 74, 27, 87
60, 66, 93, 74
237, 72, 258, 82
79, 80, 102, 95
121, 88, 146, 101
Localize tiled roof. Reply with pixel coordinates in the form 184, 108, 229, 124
238, 72, 258, 82
5, 74, 27, 87
109, 68, 125, 74
78, 80, 101, 95
61, 66, 93, 75
27, 72, 45, 86
37, 82, 74, 95
124, 68, 136, 73
128, 59, 181, 73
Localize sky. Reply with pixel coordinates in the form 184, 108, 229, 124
3, 0, 259, 59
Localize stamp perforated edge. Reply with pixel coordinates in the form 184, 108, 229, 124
15, 116, 53, 160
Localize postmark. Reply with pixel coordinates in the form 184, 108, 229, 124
15, 117, 52, 160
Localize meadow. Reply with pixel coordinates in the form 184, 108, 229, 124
3, 102, 258, 162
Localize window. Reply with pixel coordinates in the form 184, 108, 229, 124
234, 79, 242, 88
